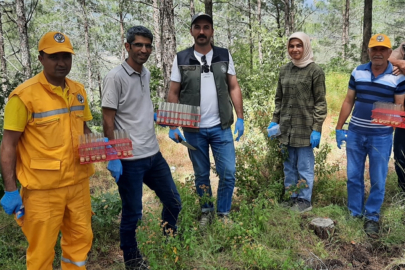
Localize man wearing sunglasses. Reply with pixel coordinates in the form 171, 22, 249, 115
102, 26, 181, 270
168, 12, 244, 227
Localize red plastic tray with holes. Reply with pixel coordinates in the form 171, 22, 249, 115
156, 110, 201, 128
78, 138, 133, 164
371, 108, 405, 128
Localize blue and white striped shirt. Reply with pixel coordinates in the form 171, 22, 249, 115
348, 62, 405, 135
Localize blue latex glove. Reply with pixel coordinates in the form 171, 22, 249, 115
169, 128, 185, 143
267, 122, 278, 130
107, 160, 122, 183
234, 118, 244, 142
267, 122, 279, 138
16, 206, 24, 219
336, 129, 347, 149
1, 190, 23, 216
104, 138, 117, 155
310, 130, 321, 148
154, 113, 168, 128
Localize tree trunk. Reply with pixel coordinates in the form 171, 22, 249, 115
361, 0, 372, 64
291, 0, 294, 33
291, 0, 295, 32
284, 0, 290, 37
275, 1, 282, 37
120, 12, 126, 62
190, 0, 195, 17
84, 20, 93, 102
227, 4, 231, 48
257, 0, 262, 65
0, 11, 7, 93
16, 0, 32, 79
80, 0, 94, 103
309, 218, 335, 240
248, 0, 253, 72
204, 0, 212, 18
160, 0, 176, 100
284, 0, 294, 37
153, 0, 163, 98
342, 0, 350, 60
97, 72, 102, 105
0, 11, 7, 77
204, 0, 213, 44
153, 0, 162, 69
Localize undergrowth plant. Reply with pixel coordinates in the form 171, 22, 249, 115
136, 176, 201, 269
88, 190, 122, 267
314, 143, 339, 179
91, 190, 122, 228
136, 178, 314, 269
234, 134, 286, 202
0, 214, 26, 270
285, 179, 309, 199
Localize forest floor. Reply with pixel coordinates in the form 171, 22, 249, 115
84, 114, 405, 270
1, 114, 405, 269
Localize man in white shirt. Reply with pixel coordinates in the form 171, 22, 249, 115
168, 12, 244, 227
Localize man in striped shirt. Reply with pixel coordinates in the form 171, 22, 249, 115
335, 34, 405, 238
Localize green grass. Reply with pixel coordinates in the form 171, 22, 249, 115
132, 173, 405, 269
1, 166, 404, 269
325, 72, 351, 114
0, 214, 26, 270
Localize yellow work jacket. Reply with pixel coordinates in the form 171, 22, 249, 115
9, 71, 95, 190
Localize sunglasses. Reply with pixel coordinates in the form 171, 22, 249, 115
201, 55, 211, 73
131, 43, 153, 50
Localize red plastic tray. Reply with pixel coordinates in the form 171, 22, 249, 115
156, 110, 201, 128
78, 138, 133, 164
371, 109, 405, 128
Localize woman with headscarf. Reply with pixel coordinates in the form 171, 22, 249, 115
268, 32, 327, 213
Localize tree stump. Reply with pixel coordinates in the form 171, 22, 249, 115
309, 218, 335, 239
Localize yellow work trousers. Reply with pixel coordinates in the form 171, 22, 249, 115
17, 179, 93, 270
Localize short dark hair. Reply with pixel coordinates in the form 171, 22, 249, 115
39, 50, 44, 56
126, 26, 153, 44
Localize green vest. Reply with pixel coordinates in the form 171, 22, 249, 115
177, 46, 234, 132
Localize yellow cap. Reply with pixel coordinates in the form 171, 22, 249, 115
368, 34, 391, 49
38, 32, 75, 54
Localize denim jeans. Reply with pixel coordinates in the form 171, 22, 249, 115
394, 128, 405, 192
117, 152, 181, 257
346, 130, 392, 221
283, 146, 314, 203
184, 125, 236, 215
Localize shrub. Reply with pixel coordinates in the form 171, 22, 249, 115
234, 133, 286, 202
91, 190, 122, 228
231, 29, 288, 203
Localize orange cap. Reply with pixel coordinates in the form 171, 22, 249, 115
38, 32, 75, 54
368, 34, 391, 49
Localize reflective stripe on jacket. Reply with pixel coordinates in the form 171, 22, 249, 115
9, 71, 95, 189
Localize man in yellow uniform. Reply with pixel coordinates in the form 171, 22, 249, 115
0, 31, 94, 269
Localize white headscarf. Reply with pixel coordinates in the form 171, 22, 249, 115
287, 32, 314, 68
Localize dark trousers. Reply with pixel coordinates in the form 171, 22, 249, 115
117, 152, 182, 262
394, 128, 405, 192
